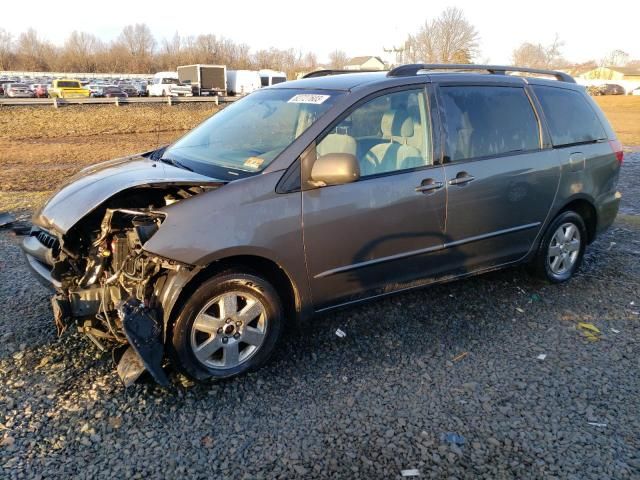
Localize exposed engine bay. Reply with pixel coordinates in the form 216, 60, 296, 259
25, 184, 216, 386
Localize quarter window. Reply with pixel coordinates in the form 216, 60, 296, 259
440, 86, 540, 162
532, 86, 606, 147
316, 89, 432, 177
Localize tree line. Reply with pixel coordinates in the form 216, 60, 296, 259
0, 8, 636, 78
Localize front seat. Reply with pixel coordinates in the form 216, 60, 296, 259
317, 133, 357, 158
362, 111, 422, 175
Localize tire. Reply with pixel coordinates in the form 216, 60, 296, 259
170, 271, 284, 381
529, 211, 587, 283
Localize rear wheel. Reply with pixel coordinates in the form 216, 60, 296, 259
171, 271, 284, 381
530, 211, 587, 283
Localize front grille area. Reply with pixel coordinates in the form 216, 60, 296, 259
35, 229, 60, 254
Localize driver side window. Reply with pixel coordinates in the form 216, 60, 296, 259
316, 89, 431, 177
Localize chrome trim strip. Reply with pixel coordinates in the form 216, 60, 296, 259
313, 222, 541, 279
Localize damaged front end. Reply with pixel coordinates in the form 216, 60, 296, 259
23, 162, 220, 386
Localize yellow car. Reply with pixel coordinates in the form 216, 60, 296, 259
48, 79, 90, 99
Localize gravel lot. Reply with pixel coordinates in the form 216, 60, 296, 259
1, 153, 639, 479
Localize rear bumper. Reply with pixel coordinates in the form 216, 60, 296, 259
596, 190, 622, 235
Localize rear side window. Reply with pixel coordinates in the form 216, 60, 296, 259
440, 86, 540, 162
532, 86, 606, 147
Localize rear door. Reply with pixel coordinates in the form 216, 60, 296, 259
302, 87, 447, 310
436, 84, 561, 275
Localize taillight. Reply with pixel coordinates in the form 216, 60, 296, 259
609, 139, 624, 165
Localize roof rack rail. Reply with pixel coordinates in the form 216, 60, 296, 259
302, 69, 386, 79
386, 64, 575, 83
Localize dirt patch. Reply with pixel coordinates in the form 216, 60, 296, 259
594, 96, 640, 146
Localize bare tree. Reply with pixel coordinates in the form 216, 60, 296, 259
511, 34, 566, 69
0, 28, 14, 70
601, 49, 630, 67
328, 49, 348, 69
117, 24, 156, 72
404, 7, 479, 64
15, 29, 56, 71
59, 31, 103, 72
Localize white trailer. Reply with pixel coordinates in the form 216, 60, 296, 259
259, 69, 287, 87
226, 70, 261, 96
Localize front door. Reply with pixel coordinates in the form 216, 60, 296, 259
301, 87, 447, 310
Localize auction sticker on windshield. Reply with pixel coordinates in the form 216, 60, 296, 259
288, 94, 331, 104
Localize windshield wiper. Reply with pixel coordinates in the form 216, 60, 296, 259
159, 157, 193, 172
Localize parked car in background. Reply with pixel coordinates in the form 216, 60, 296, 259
103, 86, 128, 98
259, 69, 287, 87
3, 83, 35, 98
226, 70, 261, 96
34, 84, 49, 98
134, 82, 149, 97
119, 84, 139, 97
588, 83, 625, 96
48, 79, 90, 99
630, 87, 640, 96
21, 64, 623, 386
86, 84, 107, 97
148, 72, 193, 97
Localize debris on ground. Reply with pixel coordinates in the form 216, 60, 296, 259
452, 351, 469, 362
335, 328, 346, 338
516, 307, 525, 313
577, 322, 602, 341
440, 432, 466, 446
611, 328, 621, 334
401, 469, 421, 477
587, 422, 607, 428
537, 354, 547, 360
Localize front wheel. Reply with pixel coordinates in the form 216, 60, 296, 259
529, 211, 587, 283
170, 271, 284, 381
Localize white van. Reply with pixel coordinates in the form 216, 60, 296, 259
259, 69, 287, 87
147, 72, 193, 97
226, 70, 261, 96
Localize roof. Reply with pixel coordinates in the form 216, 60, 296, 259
345, 56, 386, 67
272, 68, 582, 93
271, 71, 388, 91
604, 66, 640, 75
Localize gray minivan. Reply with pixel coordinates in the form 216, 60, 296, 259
22, 64, 623, 385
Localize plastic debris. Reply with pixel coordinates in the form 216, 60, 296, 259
516, 307, 525, 313
537, 354, 547, 360
611, 328, 620, 334
440, 432, 466, 445
452, 351, 469, 362
335, 328, 346, 338
587, 422, 607, 427
401, 469, 421, 477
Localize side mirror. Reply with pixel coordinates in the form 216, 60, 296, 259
309, 153, 360, 187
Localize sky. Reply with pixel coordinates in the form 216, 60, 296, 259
3, 0, 640, 65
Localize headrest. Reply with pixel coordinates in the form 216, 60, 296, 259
381, 110, 414, 138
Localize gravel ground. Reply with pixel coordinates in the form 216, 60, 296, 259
0, 154, 639, 479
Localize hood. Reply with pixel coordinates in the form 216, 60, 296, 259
34, 155, 225, 234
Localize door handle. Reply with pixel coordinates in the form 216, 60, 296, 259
448, 172, 475, 186
415, 179, 444, 193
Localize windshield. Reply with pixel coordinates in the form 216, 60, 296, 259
162, 88, 343, 177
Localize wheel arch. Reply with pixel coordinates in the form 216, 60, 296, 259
558, 196, 598, 243
163, 254, 301, 341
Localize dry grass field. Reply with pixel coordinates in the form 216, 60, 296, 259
0, 96, 638, 212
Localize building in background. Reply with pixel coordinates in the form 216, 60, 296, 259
343, 56, 387, 71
